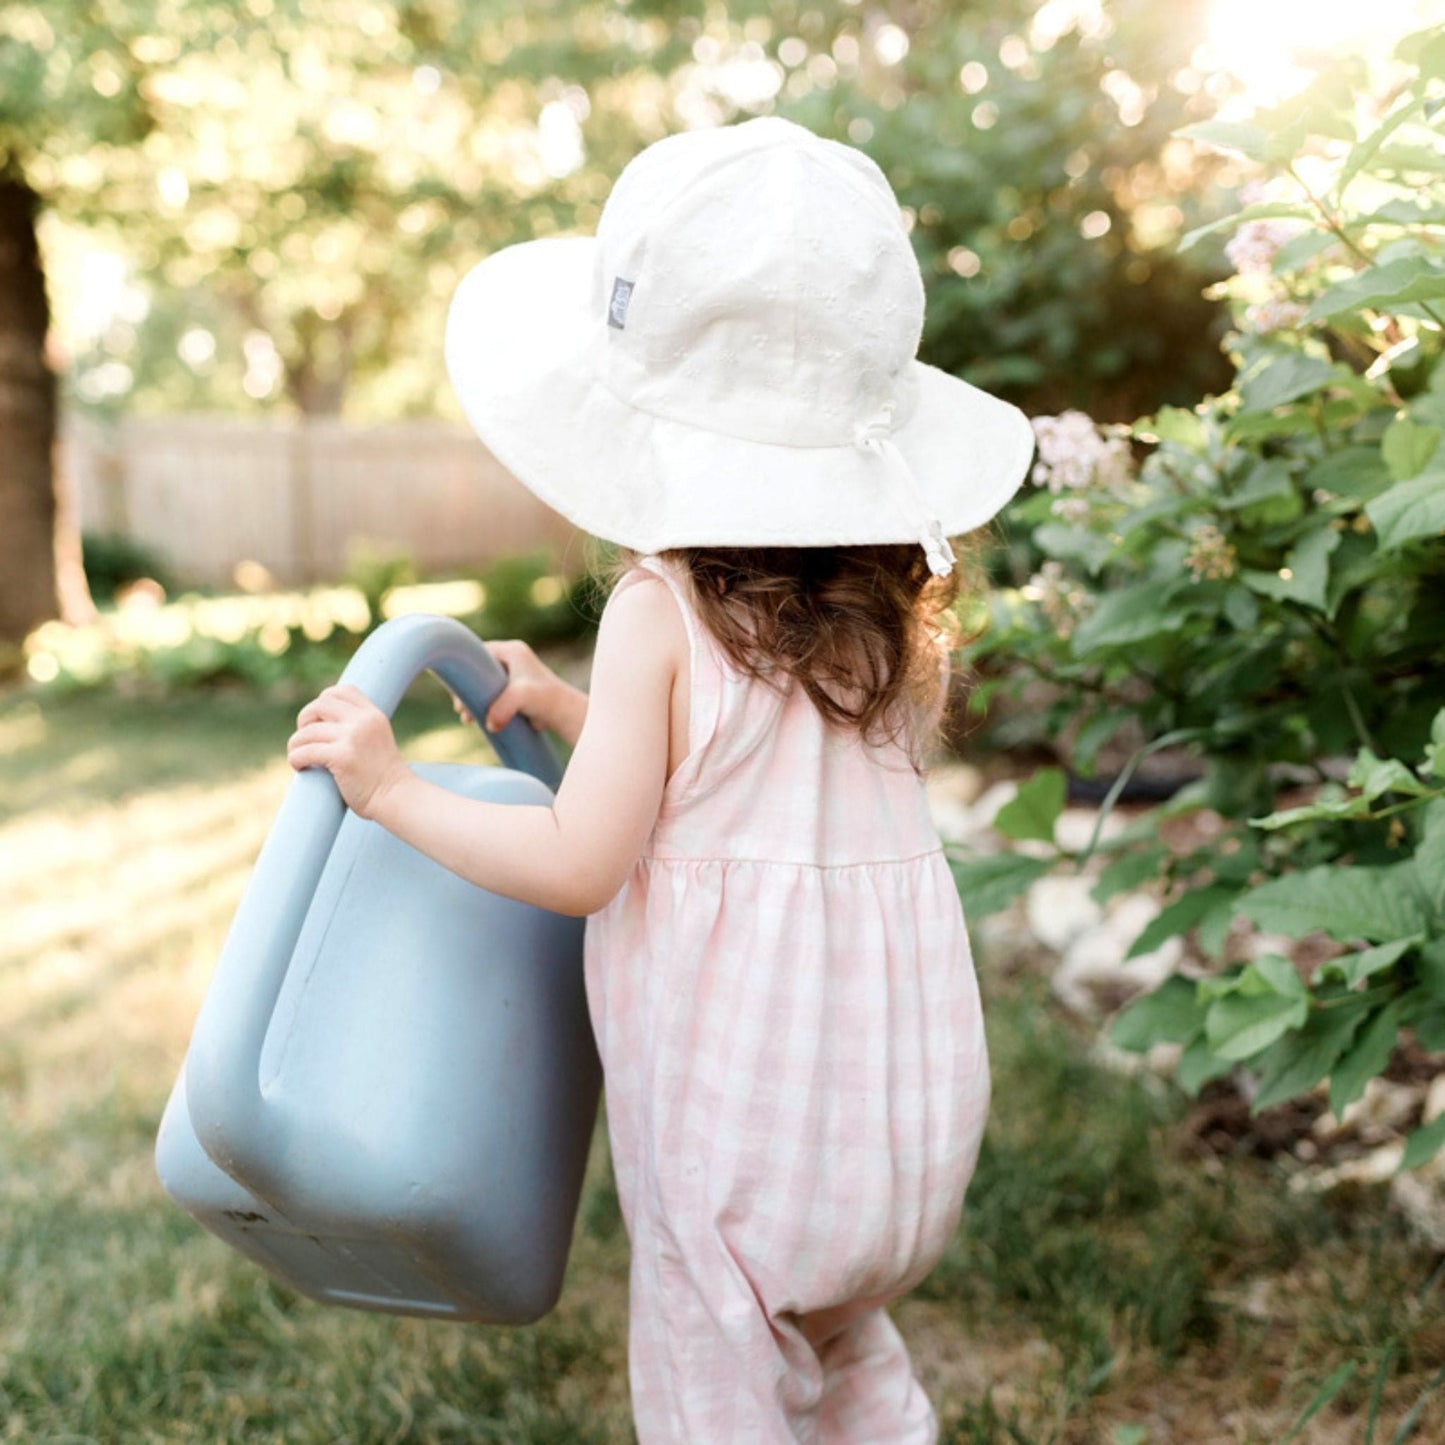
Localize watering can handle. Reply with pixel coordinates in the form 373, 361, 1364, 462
183, 613, 563, 1205
335, 612, 562, 790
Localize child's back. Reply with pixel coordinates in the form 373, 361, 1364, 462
590, 554, 990, 1442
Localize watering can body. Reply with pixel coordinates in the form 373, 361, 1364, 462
155, 615, 602, 1323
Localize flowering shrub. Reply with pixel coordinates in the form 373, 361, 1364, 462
957, 29, 1445, 1165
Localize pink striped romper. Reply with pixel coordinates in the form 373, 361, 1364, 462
585, 554, 992, 1443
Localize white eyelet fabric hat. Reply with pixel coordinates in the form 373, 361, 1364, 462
445, 116, 1034, 577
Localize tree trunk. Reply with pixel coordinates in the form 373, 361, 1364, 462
0, 170, 60, 646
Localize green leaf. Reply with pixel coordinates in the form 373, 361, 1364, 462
1239, 526, 1342, 612
1178, 202, 1312, 254
1422, 708, 1445, 778
1286, 526, 1342, 612
1069, 578, 1189, 653
1071, 708, 1129, 775
1108, 974, 1204, 1051
1271, 229, 1337, 274
1337, 93, 1430, 198
1347, 748, 1430, 800
1033, 523, 1114, 575
1400, 1113, 1445, 1171
1419, 938, 1445, 1003
1365, 471, 1445, 550
1091, 844, 1167, 904
1306, 446, 1393, 502
1176, 1034, 1235, 1094
1177, 119, 1270, 160
1304, 256, 1445, 323
1117, 493, 1192, 535
1238, 354, 1336, 414
1409, 802, 1445, 917
993, 767, 1067, 844
1222, 587, 1259, 631
1373, 143, 1445, 177
1413, 1005, 1445, 1052
1382, 415, 1441, 482
1361, 198, 1445, 226
1238, 864, 1431, 945
1206, 989, 1310, 1061
1197, 889, 1243, 960
1415, 25, 1445, 79
1227, 406, 1333, 447
1252, 999, 1370, 1113
1328, 1000, 1404, 1116
949, 853, 1053, 918
1250, 793, 1375, 830
1315, 937, 1422, 987
1251, 952, 1310, 999
1221, 459, 1294, 510
1135, 405, 1205, 446
1126, 883, 1238, 959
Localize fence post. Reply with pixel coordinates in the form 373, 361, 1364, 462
289, 416, 316, 584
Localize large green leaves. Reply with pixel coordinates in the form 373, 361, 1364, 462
1236, 863, 1431, 945
949, 853, 1053, 920
1239, 526, 1340, 612
1381, 415, 1441, 482
1366, 472, 1445, 549
1305, 256, 1445, 322
1204, 956, 1310, 1061
1330, 1000, 1406, 1117
1125, 883, 1238, 959
1068, 578, 1193, 654
1237, 354, 1337, 413
1251, 998, 1370, 1113
1108, 975, 1204, 1051
993, 768, 1067, 845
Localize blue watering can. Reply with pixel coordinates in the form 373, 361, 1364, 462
155, 614, 602, 1323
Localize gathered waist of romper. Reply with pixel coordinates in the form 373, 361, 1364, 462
638, 844, 951, 873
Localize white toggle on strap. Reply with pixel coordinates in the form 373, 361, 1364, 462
853, 404, 957, 577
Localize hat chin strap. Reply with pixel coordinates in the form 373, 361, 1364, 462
853, 405, 958, 578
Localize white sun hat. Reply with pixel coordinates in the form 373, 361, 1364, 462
444, 116, 1034, 577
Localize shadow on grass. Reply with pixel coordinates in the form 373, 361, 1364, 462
924, 976, 1445, 1442
3, 686, 1444, 1442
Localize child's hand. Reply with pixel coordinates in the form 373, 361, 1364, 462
451, 640, 588, 747
287, 684, 409, 820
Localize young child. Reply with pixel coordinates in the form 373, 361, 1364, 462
287, 117, 1033, 1443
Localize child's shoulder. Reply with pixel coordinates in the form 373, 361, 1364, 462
599, 560, 690, 659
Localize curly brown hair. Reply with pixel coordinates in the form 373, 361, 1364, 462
607, 534, 990, 767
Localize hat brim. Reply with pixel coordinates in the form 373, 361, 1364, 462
444, 235, 1035, 552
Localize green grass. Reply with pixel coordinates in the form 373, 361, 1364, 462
3, 684, 1444, 1443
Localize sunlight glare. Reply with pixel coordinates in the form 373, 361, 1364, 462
1199, 0, 1429, 111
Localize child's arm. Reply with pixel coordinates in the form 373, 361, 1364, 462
286, 577, 681, 917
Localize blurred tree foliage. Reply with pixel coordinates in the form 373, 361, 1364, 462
15, 0, 1239, 427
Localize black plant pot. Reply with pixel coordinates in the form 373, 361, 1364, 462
1065, 768, 1203, 806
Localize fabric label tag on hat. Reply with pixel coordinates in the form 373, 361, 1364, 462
608, 277, 635, 330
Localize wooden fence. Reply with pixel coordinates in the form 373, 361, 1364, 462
59, 414, 581, 587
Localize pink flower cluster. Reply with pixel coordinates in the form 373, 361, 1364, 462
1224, 218, 1303, 276
1030, 410, 1133, 520
1243, 297, 1309, 335
1026, 559, 1093, 638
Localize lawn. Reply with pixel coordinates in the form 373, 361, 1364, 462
2, 683, 1443, 1443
